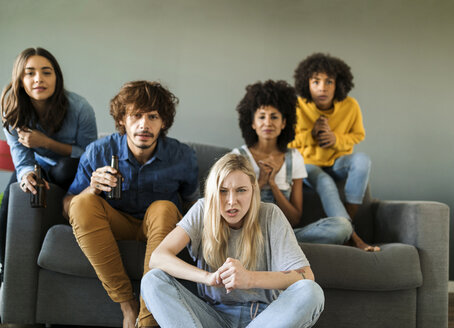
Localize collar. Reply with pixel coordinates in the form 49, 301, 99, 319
310, 99, 338, 116
152, 137, 168, 162
118, 134, 129, 161
117, 134, 168, 164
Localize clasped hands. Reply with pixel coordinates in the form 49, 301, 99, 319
311, 116, 336, 148
257, 156, 283, 188
206, 258, 251, 293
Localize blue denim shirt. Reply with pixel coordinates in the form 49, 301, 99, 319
4, 91, 98, 181
68, 133, 200, 219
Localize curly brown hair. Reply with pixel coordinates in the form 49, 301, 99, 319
294, 53, 354, 102
110, 81, 178, 136
236, 80, 297, 153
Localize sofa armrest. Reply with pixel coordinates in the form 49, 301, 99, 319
1, 182, 67, 324
373, 200, 449, 328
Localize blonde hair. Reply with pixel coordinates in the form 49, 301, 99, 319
202, 153, 263, 270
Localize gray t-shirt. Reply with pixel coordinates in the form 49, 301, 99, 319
177, 199, 309, 305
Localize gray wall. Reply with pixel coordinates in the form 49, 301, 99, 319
1, 0, 453, 276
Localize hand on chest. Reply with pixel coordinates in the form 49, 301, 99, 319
252, 152, 285, 175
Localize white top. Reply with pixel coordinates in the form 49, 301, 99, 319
232, 145, 307, 192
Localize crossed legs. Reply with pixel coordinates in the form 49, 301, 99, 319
141, 269, 324, 328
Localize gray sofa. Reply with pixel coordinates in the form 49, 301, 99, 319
0, 142, 449, 328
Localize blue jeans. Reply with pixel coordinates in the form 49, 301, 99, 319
305, 153, 371, 219
293, 217, 352, 244
141, 269, 324, 328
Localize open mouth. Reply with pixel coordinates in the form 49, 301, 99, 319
227, 209, 239, 215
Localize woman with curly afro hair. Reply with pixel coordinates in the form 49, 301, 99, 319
233, 80, 352, 245
289, 53, 379, 252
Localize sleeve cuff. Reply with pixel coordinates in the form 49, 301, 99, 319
17, 166, 34, 182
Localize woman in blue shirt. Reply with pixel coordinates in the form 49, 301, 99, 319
0, 47, 97, 278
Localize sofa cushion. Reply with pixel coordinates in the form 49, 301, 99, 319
301, 242, 422, 291
38, 224, 145, 280
40, 226, 423, 292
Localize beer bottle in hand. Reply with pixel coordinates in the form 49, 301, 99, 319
106, 155, 122, 200
30, 164, 46, 208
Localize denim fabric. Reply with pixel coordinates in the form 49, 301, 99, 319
4, 91, 98, 182
304, 153, 371, 218
260, 150, 292, 203
141, 269, 324, 328
294, 217, 352, 244
68, 134, 199, 218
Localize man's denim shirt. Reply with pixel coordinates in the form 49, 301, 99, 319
68, 133, 199, 219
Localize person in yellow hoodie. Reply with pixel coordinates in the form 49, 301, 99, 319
289, 53, 379, 252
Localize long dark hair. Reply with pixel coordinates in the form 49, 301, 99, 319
1, 47, 68, 134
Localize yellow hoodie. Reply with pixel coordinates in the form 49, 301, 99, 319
288, 96, 365, 167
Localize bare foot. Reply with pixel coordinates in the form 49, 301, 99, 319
120, 299, 139, 328
350, 231, 380, 252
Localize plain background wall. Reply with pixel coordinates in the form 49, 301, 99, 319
1, 0, 453, 276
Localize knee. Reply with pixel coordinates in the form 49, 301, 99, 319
146, 200, 178, 214
314, 173, 336, 192
331, 217, 353, 244
141, 269, 161, 304
350, 153, 371, 173
146, 268, 168, 280
306, 165, 324, 180
142, 268, 167, 287
144, 200, 181, 226
293, 280, 325, 311
69, 193, 103, 229
141, 269, 170, 299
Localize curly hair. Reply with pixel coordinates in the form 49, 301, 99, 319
110, 80, 178, 136
2, 47, 68, 134
294, 53, 354, 102
236, 80, 297, 153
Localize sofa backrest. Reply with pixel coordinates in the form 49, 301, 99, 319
185, 142, 231, 196
185, 142, 375, 242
